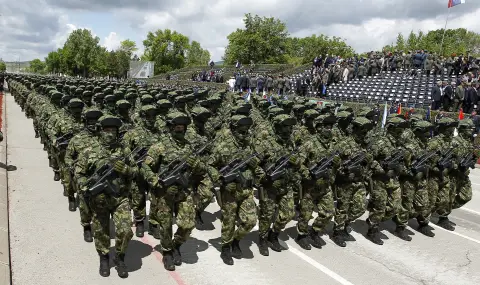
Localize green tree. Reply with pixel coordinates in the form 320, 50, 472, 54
186, 40, 210, 66
396, 33, 406, 52
63, 28, 101, 76
0, 61, 6, 72
29, 59, 46, 73
142, 29, 190, 74
119, 39, 138, 59
223, 13, 289, 64
45, 51, 62, 74
406, 30, 418, 51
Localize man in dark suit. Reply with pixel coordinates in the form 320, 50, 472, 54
442, 81, 454, 111
431, 81, 442, 110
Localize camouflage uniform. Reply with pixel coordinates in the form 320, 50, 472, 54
65, 108, 103, 242
426, 117, 457, 231
142, 112, 203, 271
331, 115, 371, 247
75, 115, 134, 278
122, 104, 161, 237
367, 116, 409, 245
295, 114, 338, 250
209, 115, 262, 265
256, 114, 302, 256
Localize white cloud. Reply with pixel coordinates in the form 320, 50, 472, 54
102, 32, 123, 51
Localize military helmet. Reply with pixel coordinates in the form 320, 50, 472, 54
315, 114, 337, 126
166, 111, 191, 126
82, 109, 103, 121
191, 107, 212, 122
436, 117, 458, 128
304, 109, 320, 120
98, 115, 123, 129
157, 99, 173, 110
386, 116, 409, 128
140, 104, 157, 117
458, 118, 474, 129
232, 104, 251, 116
412, 120, 433, 130
351, 116, 373, 130
104, 94, 117, 103
230, 115, 253, 128
273, 114, 297, 126
336, 111, 354, 121
116, 99, 132, 110
68, 98, 85, 109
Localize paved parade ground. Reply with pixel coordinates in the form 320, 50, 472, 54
3, 91, 480, 285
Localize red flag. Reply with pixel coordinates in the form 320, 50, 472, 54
459, 108, 464, 120
397, 104, 402, 115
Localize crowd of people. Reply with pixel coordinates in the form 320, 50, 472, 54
3, 72, 477, 279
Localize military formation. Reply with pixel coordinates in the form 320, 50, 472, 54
3, 74, 477, 279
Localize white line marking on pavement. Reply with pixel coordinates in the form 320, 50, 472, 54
287, 246, 356, 285
459, 207, 480, 216
253, 226, 355, 285
430, 224, 480, 245
471, 182, 480, 186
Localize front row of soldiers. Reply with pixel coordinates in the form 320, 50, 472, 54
6, 75, 476, 278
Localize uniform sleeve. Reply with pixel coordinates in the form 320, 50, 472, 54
64, 136, 78, 167
141, 143, 165, 189
75, 150, 92, 193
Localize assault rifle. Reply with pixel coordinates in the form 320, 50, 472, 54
411, 150, 436, 174
85, 146, 147, 198
341, 152, 366, 175
309, 152, 338, 180
264, 147, 301, 182
55, 132, 74, 149
219, 153, 259, 185
158, 140, 213, 188
382, 150, 405, 171
459, 152, 476, 169
437, 147, 455, 170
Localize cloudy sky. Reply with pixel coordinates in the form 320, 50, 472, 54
0, 0, 478, 62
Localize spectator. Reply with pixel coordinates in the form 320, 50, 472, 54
431, 81, 442, 110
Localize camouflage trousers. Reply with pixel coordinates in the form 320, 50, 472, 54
451, 170, 473, 210
220, 189, 257, 245
368, 177, 402, 225
148, 191, 159, 226
78, 194, 92, 227
334, 180, 367, 231
431, 173, 452, 218
194, 176, 215, 214
258, 188, 295, 238
90, 195, 133, 255
395, 176, 429, 226
155, 193, 195, 252
436, 170, 472, 218
62, 163, 75, 197
130, 177, 147, 222
297, 186, 334, 235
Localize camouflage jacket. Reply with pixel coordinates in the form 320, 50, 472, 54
427, 134, 454, 175
75, 143, 135, 197
65, 130, 100, 169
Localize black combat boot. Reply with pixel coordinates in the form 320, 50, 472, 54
83, 225, 93, 242
258, 235, 269, 256
54, 171, 60, 181
331, 230, 347, 247
231, 239, 242, 259
367, 224, 384, 245
295, 234, 311, 250
195, 210, 204, 228
417, 224, 435, 237
68, 196, 76, 212
99, 253, 110, 277
113, 253, 128, 278
43, 144, 47, 151
267, 230, 283, 252
48, 156, 53, 168
172, 244, 182, 266
437, 217, 455, 231
162, 250, 175, 271
309, 230, 324, 249
394, 226, 412, 241
148, 223, 157, 237
34, 130, 39, 138
135, 221, 144, 238
220, 244, 234, 265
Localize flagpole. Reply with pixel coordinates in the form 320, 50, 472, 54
440, 7, 452, 56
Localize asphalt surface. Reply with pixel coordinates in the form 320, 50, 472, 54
5, 92, 480, 285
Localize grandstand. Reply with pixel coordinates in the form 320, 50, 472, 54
128, 61, 154, 78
